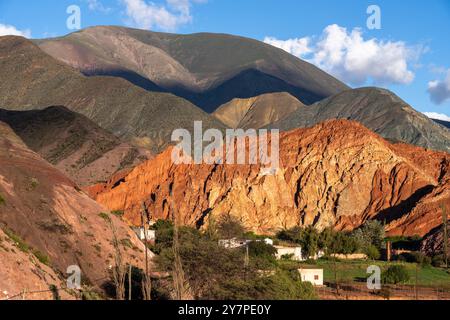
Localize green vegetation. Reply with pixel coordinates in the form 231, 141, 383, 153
111, 210, 124, 218
28, 177, 40, 190
277, 226, 359, 258
0, 193, 5, 206
32, 249, 50, 266
152, 219, 316, 300
37, 219, 73, 235
98, 212, 111, 222
3, 227, 30, 253
2, 227, 51, 265
382, 265, 410, 284
398, 251, 432, 266
294, 259, 450, 288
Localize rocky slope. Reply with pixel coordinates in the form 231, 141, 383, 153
213, 92, 305, 129
0, 35, 224, 153
0, 121, 149, 298
35, 26, 348, 112
0, 227, 75, 300
87, 120, 449, 237
268, 87, 450, 153
0, 106, 151, 186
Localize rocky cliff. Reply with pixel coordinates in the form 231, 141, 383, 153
88, 120, 449, 237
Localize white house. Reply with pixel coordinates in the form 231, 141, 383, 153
298, 268, 324, 286
274, 246, 304, 261
132, 227, 156, 242
218, 238, 248, 249
219, 238, 274, 249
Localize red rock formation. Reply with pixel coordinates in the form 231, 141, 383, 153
88, 120, 449, 237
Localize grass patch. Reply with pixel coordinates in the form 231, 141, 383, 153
32, 249, 50, 266
2, 226, 51, 266
3, 227, 29, 253
111, 210, 124, 218
305, 259, 450, 288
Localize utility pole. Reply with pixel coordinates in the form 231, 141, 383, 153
244, 243, 249, 281
141, 203, 151, 300
442, 204, 448, 269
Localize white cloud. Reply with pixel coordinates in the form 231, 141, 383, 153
0, 23, 31, 38
428, 69, 450, 105
264, 36, 312, 58
121, 0, 206, 32
423, 112, 450, 122
264, 24, 422, 86
86, 0, 112, 13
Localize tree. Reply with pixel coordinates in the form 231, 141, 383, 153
300, 226, 320, 259
217, 215, 245, 239
442, 204, 448, 269
365, 245, 381, 260
353, 220, 385, 251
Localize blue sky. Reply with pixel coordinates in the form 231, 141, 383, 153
1, 0, 449, 119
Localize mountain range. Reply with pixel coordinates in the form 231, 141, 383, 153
0, 25, 449, 297
0, 35, 223, 153
35, 26, 348, 113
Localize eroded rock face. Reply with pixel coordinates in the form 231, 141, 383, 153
88, 120, 449, 237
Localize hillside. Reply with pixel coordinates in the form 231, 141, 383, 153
87, 120, 450, 237
268, 88, 450, 153
0, 106, 151, 186
35, 26, 349, 112
0, 121, 148, 297
0, 35, 224, 153
213, 92, 305, 129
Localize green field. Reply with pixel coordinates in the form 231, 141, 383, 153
281, 259, 450, 288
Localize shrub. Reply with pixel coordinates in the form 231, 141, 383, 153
400, 251, 431, 266
210, 270, 317, 300
431, 255, 445, 268
32, 249, 50, 266
365, 245, 381, 260
98, 212, 110, 222
352, 220, 385, 251
248, 241, 276, 258
382, 265, 410, 284
29, 178, 39, 190
217, 215, 245, 239
111, 210, 124, 218
0, 193, 5, 206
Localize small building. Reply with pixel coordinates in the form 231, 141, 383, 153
218, 238, 248, 249
219, 238, 274, 249
132, 227, 156, 242
275, 246, 304, 261
298, 268, 324, 286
